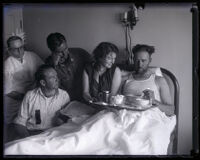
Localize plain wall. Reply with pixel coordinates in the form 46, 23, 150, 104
22, 3, 192, 154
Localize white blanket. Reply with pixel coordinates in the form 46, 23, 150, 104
4, 107, 176, 155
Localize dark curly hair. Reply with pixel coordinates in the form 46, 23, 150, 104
47, 32, 67, 52
93, 42, 119, 61
35, 64, 55, 87
7, 36, 23, 48
132, 44, 155, 56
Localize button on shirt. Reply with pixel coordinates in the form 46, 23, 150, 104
14, 88, 70, 130
4, 51, 44, 94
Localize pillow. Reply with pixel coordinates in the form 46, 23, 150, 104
149, 66, 163, 77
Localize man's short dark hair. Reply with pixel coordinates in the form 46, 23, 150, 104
35, 64, 54, 87
93, 42, 119, 61
132, 44, 155, 56
46, 32, 66, 52
7, 36, 23, 48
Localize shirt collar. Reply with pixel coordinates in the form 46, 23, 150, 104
38, 87, 45, 98
38, 87, 59, 98
10, 51, 26, 63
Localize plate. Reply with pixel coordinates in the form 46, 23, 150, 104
89, 101, 154, 111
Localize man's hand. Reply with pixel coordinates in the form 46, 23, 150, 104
83, 92, 98, 103
52, 53, 61, 66
142, 89, 155, 100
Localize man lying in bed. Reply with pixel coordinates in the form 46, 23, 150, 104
11, 64, 70, 141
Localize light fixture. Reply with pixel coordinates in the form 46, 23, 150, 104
121, 3, 144, 30
120, 3, 145, 65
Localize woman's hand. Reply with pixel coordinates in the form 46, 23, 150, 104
83, 92, 96, 103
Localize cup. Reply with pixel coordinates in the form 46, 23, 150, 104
98, 91, 110, 103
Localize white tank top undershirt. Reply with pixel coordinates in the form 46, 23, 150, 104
123, 74, 161, 101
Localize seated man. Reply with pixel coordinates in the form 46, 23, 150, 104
11, 64, 70, 140
122, 44, 174, 116
4, 36, 44, 124
45, 32, 93, 101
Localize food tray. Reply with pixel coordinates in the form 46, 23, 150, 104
89, 101, 154, 111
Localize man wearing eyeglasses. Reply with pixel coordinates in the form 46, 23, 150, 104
4, 36, 44, 127
45, 32, 93, 101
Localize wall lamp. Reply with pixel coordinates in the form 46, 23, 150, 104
120, 3, 145, 65
121, 3, 145, 30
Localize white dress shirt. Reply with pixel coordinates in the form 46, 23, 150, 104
4, 51, 44, 94
14, 88, 70, 130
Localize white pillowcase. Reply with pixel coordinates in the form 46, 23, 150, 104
149, 66, 163, 77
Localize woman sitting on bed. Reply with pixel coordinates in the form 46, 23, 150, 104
122, 44, 174, 116
82, 42, 121, 102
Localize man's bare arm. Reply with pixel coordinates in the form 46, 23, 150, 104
154, 76, 175, 116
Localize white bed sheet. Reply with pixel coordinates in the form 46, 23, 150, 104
4, 107, 176, 155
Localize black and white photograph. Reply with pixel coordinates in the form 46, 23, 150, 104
2, 2, 199, 157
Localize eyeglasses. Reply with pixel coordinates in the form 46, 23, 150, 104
8, 45, 24, 52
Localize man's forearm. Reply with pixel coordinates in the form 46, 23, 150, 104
157, 103, 175, 116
